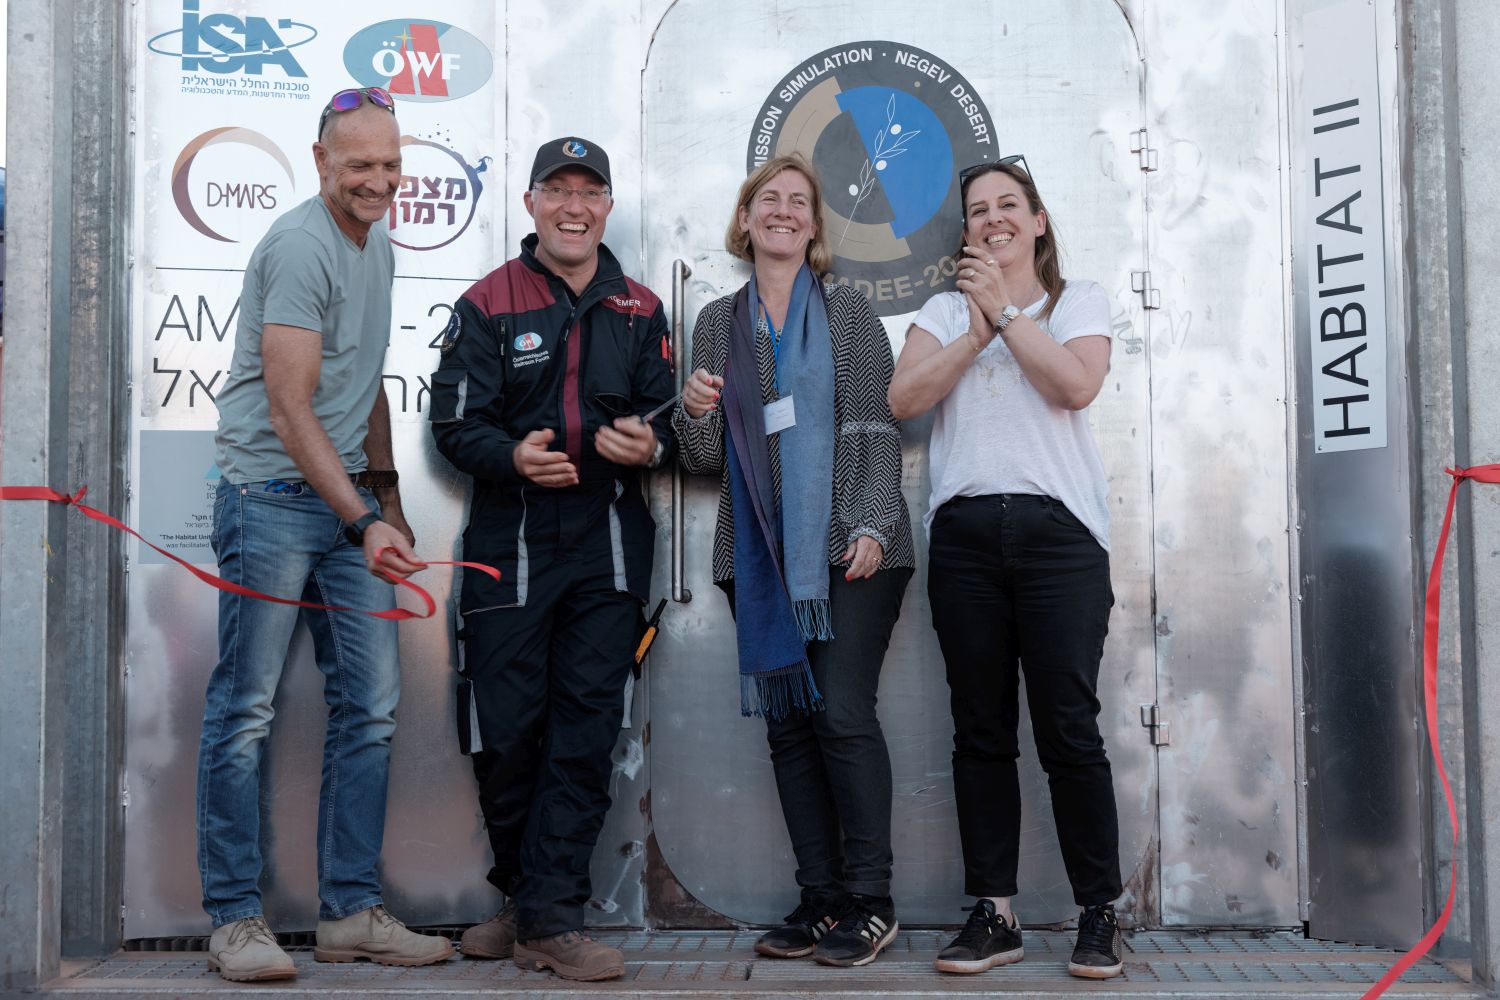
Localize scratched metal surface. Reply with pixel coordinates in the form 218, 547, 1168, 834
120, 0, 1307, 937
52, 931, 1479, 997
639, 0, 1163, 926
120, 0, 657, 937
1143, 2, 1302, 925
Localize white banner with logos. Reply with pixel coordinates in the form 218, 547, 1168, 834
1301, 0, 1388, 454
125, 0, 504, 935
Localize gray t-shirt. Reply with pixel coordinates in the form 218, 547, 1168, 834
214, 196, 395, 483
912, 279, 1114, 550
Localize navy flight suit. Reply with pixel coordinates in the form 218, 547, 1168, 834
429, 234, 674, 939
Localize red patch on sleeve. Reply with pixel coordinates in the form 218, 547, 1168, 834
661, 334, 674, 371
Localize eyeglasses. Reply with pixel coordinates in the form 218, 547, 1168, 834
532, 184, 611, 205
316, 87, 395, 140
958, 153, 1032, 188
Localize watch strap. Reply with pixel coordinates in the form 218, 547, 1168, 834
344, 511, 383, 547
994, 304, 1022, 332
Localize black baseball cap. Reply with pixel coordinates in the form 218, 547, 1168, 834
530, 136, 611, 189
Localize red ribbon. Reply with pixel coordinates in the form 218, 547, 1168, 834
0, 484, 498, 620
1362, 463, 1500, 998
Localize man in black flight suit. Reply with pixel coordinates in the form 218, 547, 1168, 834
429, 136, 674, 983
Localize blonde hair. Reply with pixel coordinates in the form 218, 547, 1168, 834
958, 161, 1065, 321
725, 154, 833, 276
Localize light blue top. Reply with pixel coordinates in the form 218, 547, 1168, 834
214, 196, 394, 483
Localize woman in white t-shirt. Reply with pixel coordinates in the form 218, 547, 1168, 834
887, 159, 1124, 981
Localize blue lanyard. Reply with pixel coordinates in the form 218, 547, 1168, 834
764, 308, 783, 376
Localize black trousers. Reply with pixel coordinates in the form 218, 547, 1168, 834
749, 566, 911, 903
927, 493, 1122, 906
463, 502, 638, 940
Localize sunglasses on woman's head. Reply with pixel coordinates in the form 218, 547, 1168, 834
317, 87, 396, 140
958, 154, 1032, 188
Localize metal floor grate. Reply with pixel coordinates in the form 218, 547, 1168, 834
47, 930, 1479, 998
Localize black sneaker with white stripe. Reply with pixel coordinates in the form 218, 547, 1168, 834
1068, 903, 1124, 978
934, 898, 1024, 974
812, 894, 898, 967
753, 896, 842, 959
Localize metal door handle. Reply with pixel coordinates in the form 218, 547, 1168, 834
671, 259, 693, 603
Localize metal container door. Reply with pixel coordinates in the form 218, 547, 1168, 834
641, 0, 1159, 926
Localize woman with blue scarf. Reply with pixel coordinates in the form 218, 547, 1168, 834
672, 154, 914, 968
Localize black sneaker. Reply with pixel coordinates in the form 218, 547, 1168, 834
754, 897, 842, 958
934, 899, 1024, 974
812, 894, 897, 967
1068, 903, 1124, 978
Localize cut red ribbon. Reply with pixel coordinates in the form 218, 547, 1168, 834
0, 484, 498, 621
1362, 462, 1500, 999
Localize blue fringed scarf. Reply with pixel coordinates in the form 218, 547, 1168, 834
723, 267, 835, 719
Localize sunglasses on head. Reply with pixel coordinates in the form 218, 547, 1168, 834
958, 154, 1032, 188
317, 87, 395, 140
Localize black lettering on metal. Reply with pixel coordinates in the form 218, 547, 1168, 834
1313, 158, 1360, 197
1320, 302, 1367, 342
1321, 394, 1371, 438
153, 358, 183, 405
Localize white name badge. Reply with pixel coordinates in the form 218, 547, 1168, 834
764, 395, 796, 434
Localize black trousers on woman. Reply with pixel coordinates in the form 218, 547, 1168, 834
927, 493, 1121, 906
725, 565, 911, 903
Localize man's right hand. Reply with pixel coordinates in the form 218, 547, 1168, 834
513, 428, 579, 487
364, 519, 426, 581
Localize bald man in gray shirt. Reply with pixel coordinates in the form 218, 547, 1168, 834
196, 87, 451, 982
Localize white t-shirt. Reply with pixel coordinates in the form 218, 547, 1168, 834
912, 280, 1113, 550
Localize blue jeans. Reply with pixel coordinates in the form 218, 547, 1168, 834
196, 478, 399, 927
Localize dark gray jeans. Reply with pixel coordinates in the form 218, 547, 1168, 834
727, 565, 912, 903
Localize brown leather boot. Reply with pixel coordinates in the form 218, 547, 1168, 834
460, 899, 518, 959
514, 930, 624, 981
206, 916, 297, 982
313, 905, 454, 966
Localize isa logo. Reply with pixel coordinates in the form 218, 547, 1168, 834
344, 21, 494, 103
149, 1, 315, 78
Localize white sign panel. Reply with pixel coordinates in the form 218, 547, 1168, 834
1302, 1, 1388, 452
125, 0, 504, 936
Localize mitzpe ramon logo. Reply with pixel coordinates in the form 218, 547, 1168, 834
747, 42, 996, 316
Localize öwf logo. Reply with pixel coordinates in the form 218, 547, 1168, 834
148, 1, 315, 78
171, 128, 295, 244
344, 20, 494, 103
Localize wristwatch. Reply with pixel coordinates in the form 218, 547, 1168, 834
994, 303, 1022, 332
344, 511, 384, 547
648, 439, 667, 469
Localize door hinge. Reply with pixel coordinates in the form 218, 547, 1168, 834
1131, 270, 1162, 310
1140, 704, 1171, 747
1130, 128, 1159, 172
